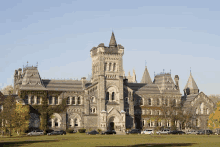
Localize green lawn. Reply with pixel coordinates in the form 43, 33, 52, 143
0, 133, 220, 147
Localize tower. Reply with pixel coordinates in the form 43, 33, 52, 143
90, 32, 125, 130
184, 72, 199, 95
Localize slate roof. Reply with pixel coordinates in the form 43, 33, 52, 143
126, 83, 161, 94
109, 32, 117, 47
42, 79, 83, 92
184, 72, 199, 90
140, 66, 152, 84
182, 94, 198, 107
20, 66, 46, 90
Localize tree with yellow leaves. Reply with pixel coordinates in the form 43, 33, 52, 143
208, 101, 220, 130
12, 103, 30, 135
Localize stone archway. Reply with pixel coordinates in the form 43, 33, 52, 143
108, 116, 120, 131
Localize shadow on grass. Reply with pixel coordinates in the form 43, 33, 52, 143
0, 139, 59, 147
99, 143, 196, 147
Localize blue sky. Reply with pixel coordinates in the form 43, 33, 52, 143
0, 0, 220, 95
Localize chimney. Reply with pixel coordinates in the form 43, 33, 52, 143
81, 77, 86, 90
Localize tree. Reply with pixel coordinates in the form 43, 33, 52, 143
208, 101, 220, 130
0, 94, 16, 137
1, 85, 13, 95
12, 103, 30, 135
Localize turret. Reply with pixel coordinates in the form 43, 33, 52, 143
184, 72, 199, 95
81, 77, 86, 90
174, 75, 179, 90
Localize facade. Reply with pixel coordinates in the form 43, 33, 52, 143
10, 32, 215, 132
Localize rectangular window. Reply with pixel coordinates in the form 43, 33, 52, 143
37, 96, 40, 104
49, 96, 53, 105
25, 95, 28, 104
31, 96, 34, 104
55, 97, 58, 105
72, 97, 75, 105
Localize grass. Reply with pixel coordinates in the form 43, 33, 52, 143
0, 133, 220, 147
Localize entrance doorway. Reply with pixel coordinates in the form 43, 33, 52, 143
110, 122, 114, 130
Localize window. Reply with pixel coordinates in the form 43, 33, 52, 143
140, 98, 143, 106
105, 63, 107, 71
156, 110, 160, 115
148, 98, 152, 106
48, 121, 52, 127
37, 96, 40, 104
24, 95, 28, 104
55, 97, 58, 105
77, 97, 81, 105
142, 120, 145, 126
55, 120, 58, 127
109, 63, 111, 71
49, 96, 53, 105
196, 119, 199, 127
67, 97, 70, 105
93, 108, 96, 113
72, 97, 75, 105
196, 108, 198, 115
157, 98, 160, 106
91, 97, 95, 103
206, 108, 209, 115
31, 96, 34, 104
112, 92, 115, 100
150, 110, 152, 115
173, 99, 176, 106
125, 97, 128, 103
74, 119, 78, 126
106, 92, 109, 101
200, 103, 204, 114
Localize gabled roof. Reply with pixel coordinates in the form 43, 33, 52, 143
109, 32, 117, 47
184, 72, 199, 90
141, 66, 152, 84
126, 83, 160, 94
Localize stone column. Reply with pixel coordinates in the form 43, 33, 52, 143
34, 96, 37, 104
58, 119, 61, 127
107, 62, 109, 71
51, 119, 55, 127
40, 97, 42, 105
28, 95, 31, 104
70, 97, 72, 105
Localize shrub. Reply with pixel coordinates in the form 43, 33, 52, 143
78, 128, 86, 133
97, 129, 102, 133
66, 129, 75, 133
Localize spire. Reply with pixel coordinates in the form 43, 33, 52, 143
109, 31, 117, 47
132, 69, 137, 83
184, 72, 199, 95
141, 66, 152, 84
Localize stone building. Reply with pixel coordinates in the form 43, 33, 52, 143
11, 32, 215, 132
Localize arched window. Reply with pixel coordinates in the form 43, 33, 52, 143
49, 96, 53, 105
109, 63, 112, 71
37, 96, 40, 104
157, 98, 160, 106
148, 98, 151, 106
72, 97, 75, 105
24, 95, 28, 104
125, 97, 128, 103
112, 92, 115, 100
105, 63, 107, 71
106, 92, 109, 101
55, 97, 58, 105
77, 97, 81, 105
74, 118, 79, 126
31, 96, 34, 104
67, 97, 70, 105
140, 98, 143, 106
91, 97, 95, 103
200, 103, 204, 114
55, 119, 59, 127
113, 63, 116, 71
206, 108, 209, 114
93, 108, 96, 113
142, 120, 145, 126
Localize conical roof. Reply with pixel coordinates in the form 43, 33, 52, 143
184, 72, 199, 90
141, 66, 152, 84
109, 32, 117, 47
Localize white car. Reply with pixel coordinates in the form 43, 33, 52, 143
27, 130, 44, 136
141, 129, 154, 135
156, 129, 170, 135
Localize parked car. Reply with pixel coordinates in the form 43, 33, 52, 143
141, 129, 154, 135
47, 130, 66, 135
126, 129, 141, 134
186, 130, 197, 135
86, 130, 100, 135
200, 130, 213, 135
27, 130, 44, 136
156, 129, 170, 135
214, 129, 220, 135
195, 130, 203, 135
101, 130, 116, 135
169, 130, 185, 135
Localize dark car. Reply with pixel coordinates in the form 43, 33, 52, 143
101, 130, 116, 135
86, 130, 100, 135
200, 130, 213, 135
126, 129, 141, 134
47, 130, 66, 135
170, 130, 185, 135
